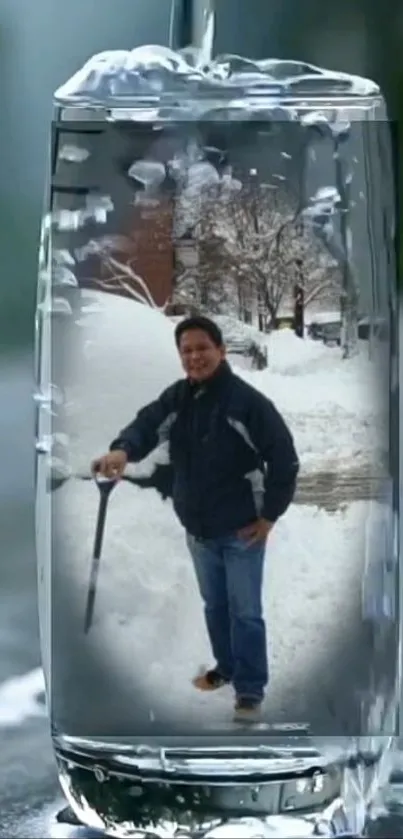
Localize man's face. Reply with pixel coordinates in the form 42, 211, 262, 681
178, 328, 225, 382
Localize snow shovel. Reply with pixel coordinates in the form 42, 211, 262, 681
84, 475, 117, 634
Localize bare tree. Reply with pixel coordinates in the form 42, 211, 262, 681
75, 211, 173, 312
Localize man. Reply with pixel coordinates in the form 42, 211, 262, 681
92, 315, 299, 723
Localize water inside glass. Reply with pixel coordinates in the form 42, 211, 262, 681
35, 36, 399, 838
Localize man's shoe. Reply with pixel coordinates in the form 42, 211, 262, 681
233, 697, 262, 723
192, 667, 230, 691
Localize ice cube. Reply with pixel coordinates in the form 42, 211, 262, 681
128, 160, 166, 189
33, 384, 64, 408
52, 209, 84, 231
83, 194, 114, 224
54, 45, 204, 104
186, 161, 220, 193
208, 54, 261, 81
53, 249, 75, 266
53, 44, 380, 113
37, 297, 73, 316
52, 265, 78, 288
59, 145, 90, 163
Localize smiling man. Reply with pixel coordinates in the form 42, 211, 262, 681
92, 315, 299, 723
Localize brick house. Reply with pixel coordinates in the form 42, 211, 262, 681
78, 197, 176, 309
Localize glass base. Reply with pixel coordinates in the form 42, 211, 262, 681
53, 734, 394, 837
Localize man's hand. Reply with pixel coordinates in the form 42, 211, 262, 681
237, 518, 273, 546
91, 450, 128, 481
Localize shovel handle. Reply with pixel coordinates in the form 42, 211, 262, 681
93, 472, 119, 497
84, 476, 116, 634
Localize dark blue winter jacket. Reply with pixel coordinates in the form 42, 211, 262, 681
110, 361, 299, 539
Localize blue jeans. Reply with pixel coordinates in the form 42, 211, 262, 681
186, 532, 268, 702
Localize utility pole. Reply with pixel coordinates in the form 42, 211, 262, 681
250, 168, 265, 331
333, 135, 359, 358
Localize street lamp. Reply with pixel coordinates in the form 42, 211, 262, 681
294, 258, 304, 338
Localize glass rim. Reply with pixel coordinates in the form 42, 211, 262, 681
51, 93, 386, 131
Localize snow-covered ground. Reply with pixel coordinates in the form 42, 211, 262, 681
45, 291, 390, 733
241, 327, 386, 473
55, 476, 379, 728
60, 292, 386, 478
0, 668, 45, 728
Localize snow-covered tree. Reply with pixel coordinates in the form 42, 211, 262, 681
173, 177, 341, 329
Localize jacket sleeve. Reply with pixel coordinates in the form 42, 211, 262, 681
245, 389, 299, 522
109, 382, 178, 463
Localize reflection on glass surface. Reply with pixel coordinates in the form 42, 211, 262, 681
35, 39, 399, 838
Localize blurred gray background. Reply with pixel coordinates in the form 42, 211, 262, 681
0, 0, 401, 833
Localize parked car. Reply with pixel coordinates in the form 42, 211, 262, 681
214, 316, 269, 370
322, 321, 342, 346
308, 312, 388, 346
308, 316, 341, 346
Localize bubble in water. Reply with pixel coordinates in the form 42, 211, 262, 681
59, 145, 90, 163
303, 186, 341, 225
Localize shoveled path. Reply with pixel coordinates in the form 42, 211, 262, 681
295, 464, 388, 510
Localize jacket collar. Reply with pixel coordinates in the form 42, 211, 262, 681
189, 360, 232, 397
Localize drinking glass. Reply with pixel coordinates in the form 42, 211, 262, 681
35, 20, 399, 838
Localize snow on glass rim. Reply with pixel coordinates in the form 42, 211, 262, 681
53, 44, 380, 112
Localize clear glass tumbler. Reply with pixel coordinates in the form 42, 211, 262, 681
35, 31, 399, 839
